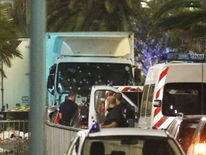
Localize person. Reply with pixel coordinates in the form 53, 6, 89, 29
114, 93, 128, 127
79, 99, 89, 128
101, 96, 122, 128
115, 93, 125, 111
59, 90, 78, 126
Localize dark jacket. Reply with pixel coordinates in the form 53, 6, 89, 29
103, 106, 128, 127
59, 99, 78, 126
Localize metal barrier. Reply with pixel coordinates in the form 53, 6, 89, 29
45, 121, 80, 155
0, 120, 29, 155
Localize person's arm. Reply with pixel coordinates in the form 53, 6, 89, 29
101, 121, 118, 128
58, 105, 63, 120
59, 112, 62, 120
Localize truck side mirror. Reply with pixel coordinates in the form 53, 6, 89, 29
47, 64, 56, 90
47, 74, 54, 89
153, 100, 161, 107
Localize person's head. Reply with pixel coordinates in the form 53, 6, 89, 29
115, 93, 123, 105
68, 90, 76, 102
107, 96, 116, 109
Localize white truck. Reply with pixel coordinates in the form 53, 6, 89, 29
46, 32, 142, 127
138, 62, 206, 129
2, 38, 30, 110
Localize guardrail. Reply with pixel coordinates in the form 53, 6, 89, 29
45, 121, 80, 155
0, 120, 29, 155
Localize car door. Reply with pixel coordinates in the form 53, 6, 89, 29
88, 85, 138, 128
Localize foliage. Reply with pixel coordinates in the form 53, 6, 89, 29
131, 0, 174, 75
47, 0, 141, 31
154, 0, 206, 53
0, 3, 22, 77
12, 0, 29, 37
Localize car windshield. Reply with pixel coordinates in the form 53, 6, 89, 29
57, 63, 134, 97
82, 136, 182, 155
162, 83, 206, 116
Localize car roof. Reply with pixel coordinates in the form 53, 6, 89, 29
87, 128, 168, 138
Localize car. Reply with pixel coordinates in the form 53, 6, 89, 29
65, 124, 185, 155
187, 116, 206, 155
166, 115, 201, 153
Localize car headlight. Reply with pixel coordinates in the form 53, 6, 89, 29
194, 143, 206, 155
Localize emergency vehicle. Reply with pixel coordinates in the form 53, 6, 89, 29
65, 124, 184, 155
138, 62, 206, 129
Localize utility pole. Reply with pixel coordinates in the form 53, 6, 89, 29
29, 0, 46, 154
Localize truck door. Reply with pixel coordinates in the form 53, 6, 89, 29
88, 86, 138, 128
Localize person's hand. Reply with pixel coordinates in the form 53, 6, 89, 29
100, 123, 104, 128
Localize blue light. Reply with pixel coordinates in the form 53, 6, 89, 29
89, 123, 100, 133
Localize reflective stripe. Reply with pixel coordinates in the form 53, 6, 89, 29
159, 117, 174, 129
153, 116, 168, 129
154, 107, 161, 117
158, 67, 169, 81
153, 66, 169, 129
114, 86, 143, 92
153, 108, 163, 125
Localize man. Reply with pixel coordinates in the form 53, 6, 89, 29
115, 93, 124, 109
114, 93, 128, 127
101, 96, 119, 128
59, 90, 78, 126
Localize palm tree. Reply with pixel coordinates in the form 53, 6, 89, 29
153, 0, 206, 53
12, 0, 29, 37
0, 3, 22, 77
47, 0, 141, 31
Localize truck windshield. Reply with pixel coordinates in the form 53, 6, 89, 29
57, 63, 134, 96
162, 83, 206, 116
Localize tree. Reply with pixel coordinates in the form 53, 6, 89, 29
131, 0, 173, 75
47, 0, 141, 31
0, 3, 22, 77
12, 0, 29, 37
154, 0, 206, 53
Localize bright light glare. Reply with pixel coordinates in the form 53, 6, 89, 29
194, 143, 206, 155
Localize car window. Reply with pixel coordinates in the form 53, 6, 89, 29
94, 89, 136, 127
162, 83, 201, 116
146, 85, 155, 116
82, 136, 182, 155
140, 85, 149, 117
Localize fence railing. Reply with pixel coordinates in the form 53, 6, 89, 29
0, 120, 29, 155
45, 121, 80, 155
0, 117, 80, 155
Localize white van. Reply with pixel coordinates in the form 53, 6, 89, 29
138, 62, 206, 129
